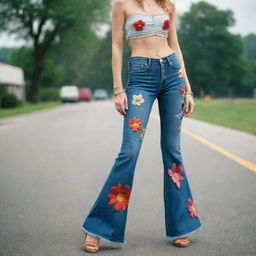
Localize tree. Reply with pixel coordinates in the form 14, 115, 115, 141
243, 33, 256, 63
0, 0, 110, 102
178, 1, 247, 97
80, 29, 131, 94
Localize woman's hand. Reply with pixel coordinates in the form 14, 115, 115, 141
114, 91, 128, 116
183, 94, 195, 117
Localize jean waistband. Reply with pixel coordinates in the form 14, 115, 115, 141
128, 52, 177, 66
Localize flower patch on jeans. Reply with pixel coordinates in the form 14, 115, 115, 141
168, 163, 184, 189
140, 128, 146, 141
132, 94, 144, 105
129, 117, 143, 132
178, 68, 183, 77
179, 86, 185, 94
187, 198, 198, 218
108, 183, 131, 211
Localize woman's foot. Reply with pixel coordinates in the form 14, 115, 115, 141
172, 236, 190, 247
83, 233, 100, 253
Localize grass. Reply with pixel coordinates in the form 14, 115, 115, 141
0, 101, 63, 119
192, 98, 256, 135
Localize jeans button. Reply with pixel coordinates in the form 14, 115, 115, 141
160, 58, 163, 62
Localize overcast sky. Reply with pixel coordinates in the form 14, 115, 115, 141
0, 0, 255, 47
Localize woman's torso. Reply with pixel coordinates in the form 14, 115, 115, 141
123, 1, 175, 58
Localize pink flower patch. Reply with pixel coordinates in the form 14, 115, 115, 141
179, 86, 185, 94
187, 198, 198, 218
168, 163, 184, 189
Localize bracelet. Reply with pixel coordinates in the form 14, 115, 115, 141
114, 89, 126, 97
185, 91, 194, 96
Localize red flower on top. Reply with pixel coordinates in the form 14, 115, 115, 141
133, 20, 145, 31
108, 183, 131, 211
162, 19, 171, 30
187, 198, 198, 218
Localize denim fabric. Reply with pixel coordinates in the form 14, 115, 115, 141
80, 52, 202, 244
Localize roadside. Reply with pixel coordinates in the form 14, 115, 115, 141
192, 98, 256, 135
1, 98, 256, 137
0, 101, 63, 119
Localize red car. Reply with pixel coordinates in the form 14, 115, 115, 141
79, 87, 92, 101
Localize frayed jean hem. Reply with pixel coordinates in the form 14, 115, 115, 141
164, 224, 202, 240
80, 226, 127, 245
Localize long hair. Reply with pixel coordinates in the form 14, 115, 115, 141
135, 0, 175, 17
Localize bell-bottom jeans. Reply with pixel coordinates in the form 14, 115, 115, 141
80, 52, 202, 244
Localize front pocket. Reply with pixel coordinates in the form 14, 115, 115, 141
169, 57, 181, 69
129, 61, 150, 73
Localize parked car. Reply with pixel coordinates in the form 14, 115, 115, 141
93, 89, 108, 100
60, 85, 79, 102
78, 87, 92, 101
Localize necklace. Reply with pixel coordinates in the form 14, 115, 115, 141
144, 0, 154, 9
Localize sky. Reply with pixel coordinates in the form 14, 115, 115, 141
0, 0, 255, 47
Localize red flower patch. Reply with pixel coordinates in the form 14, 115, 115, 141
162, 19, 171, 30
187, 198, 198, 218
168, 163, 184, 189
129, 117, 143, 132
179, 86, 185, 94
133, 20, 145, 31
108, 183, 131, 211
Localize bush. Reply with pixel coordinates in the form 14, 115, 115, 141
0, 93, 21, 108
40, 87, 60, 102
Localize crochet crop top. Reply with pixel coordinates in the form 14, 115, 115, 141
123, 13, 171, 41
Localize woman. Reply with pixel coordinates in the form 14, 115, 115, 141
81, 0, 202, 252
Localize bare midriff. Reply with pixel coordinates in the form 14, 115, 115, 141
128, 35, 175, 58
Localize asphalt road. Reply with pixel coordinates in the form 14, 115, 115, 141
0, 100, 255, 256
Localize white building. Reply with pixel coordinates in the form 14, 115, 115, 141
0, 62, 26, 102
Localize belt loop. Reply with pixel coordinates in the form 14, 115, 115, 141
167, 56, 172, 66
148, 58, 151, 67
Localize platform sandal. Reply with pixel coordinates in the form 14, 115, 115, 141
83, 233, 100, 253
172, 236, 190, 247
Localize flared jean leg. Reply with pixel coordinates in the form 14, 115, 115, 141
80, 87, 156, 244
80, 52, 202, 245
157, 78, 202, 240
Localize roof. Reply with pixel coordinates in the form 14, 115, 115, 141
0, 62, 25, 86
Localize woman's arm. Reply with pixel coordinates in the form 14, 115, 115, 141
112, 0, 125, 94
111, 0, 128, 116
167, 2, 195, 117
167, 5, 191, 93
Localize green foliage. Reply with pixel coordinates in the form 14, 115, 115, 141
0, 0, 110, 45
0, 93, 21, 108
8, 46, 34, 100
0, 47, 13, 63
2, 0, 255, 99
178, 1, 249, 97
0, 101, 62, 119
192, 98, 256, 135
40, 87, 60, 102
243, 33, 256, 63
0, 0, 111, 102
78, 29, 131, 94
